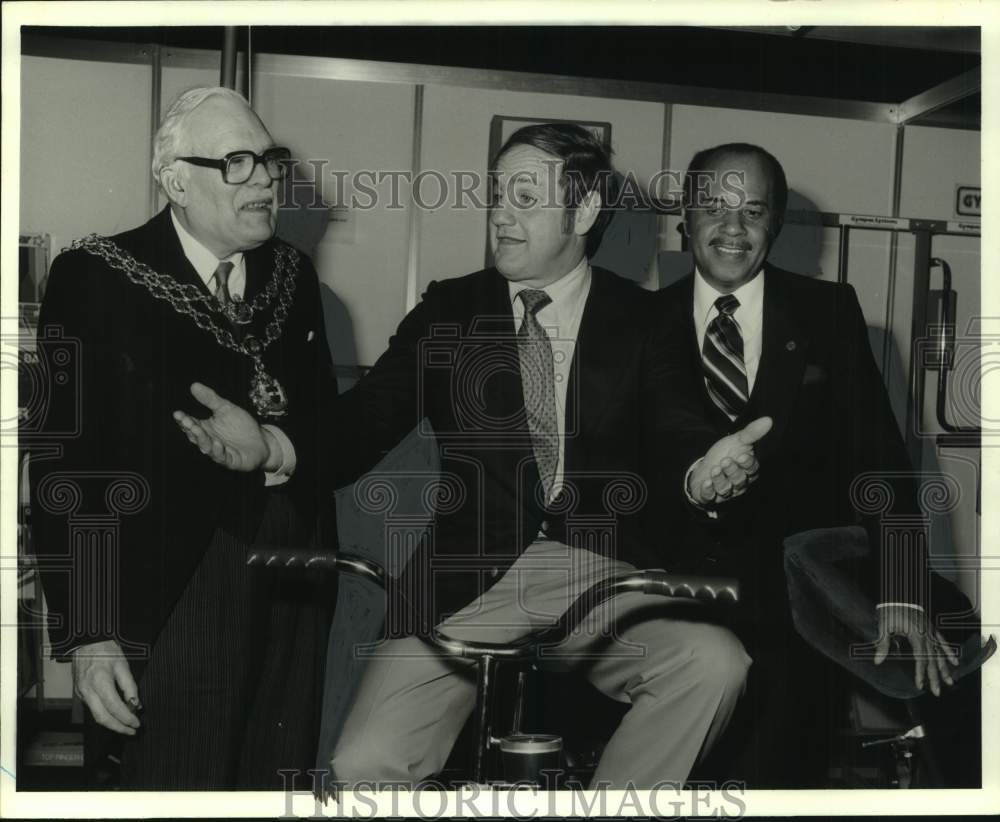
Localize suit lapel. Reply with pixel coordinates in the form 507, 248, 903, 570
477, 269, 530, 431
145, 208, 210, 296
676, 276, 703, 378
565, 268, 632, 472
242, 242, 272, 305
749, 267, 808, 463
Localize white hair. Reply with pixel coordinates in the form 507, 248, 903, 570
151, 86, 250, 184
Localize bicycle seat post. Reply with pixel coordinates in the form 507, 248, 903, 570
472, 654, 498, 785
510, 668, 529, 736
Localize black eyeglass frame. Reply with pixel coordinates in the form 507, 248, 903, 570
175, 146, 292, 184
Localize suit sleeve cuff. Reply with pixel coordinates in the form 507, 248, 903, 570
261, 424, 296, 486
684, 459, 719, 520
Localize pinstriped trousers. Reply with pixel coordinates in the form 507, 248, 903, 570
119, 496, 335, 790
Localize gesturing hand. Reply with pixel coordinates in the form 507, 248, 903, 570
689, 416, 772, 505
72, 640, 141, 735
173, 382, 276, 472
874, 605, 959, 697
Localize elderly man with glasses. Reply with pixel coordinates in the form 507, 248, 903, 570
30, 86, 337, 789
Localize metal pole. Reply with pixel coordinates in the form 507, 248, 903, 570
905, 229, 932, 471
404, 84, 424, 312
511, 668, 528, 735
147, 43, 162, 219
883, 124, 906, 376
837, 226, 850, 284
246, 26, 253, 105
220, 27, 238, 90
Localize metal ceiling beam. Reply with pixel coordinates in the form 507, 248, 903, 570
229, 49, 897, 124
708, 26, 981, 54
893, 68, 980, 124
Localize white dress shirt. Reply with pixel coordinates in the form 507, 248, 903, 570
170, 210, 296, 483
508, 257, 591, 504
693, 267, 765, 393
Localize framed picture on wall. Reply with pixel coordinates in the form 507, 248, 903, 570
485, 116, 612, 267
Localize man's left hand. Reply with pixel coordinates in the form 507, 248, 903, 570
689, 416, 772, 505
874, 604, 959, 697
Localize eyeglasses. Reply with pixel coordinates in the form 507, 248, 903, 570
176, 146, 292, 184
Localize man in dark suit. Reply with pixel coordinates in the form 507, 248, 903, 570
658, 142, 961, 786
176, 123, 773, 787
30, 87, 336, 789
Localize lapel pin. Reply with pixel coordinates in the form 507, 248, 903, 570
786, 340, 796, 352
307, 330, 315, 342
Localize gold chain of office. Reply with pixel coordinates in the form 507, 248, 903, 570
69, 233, 299, 356
70, 234, 300, 417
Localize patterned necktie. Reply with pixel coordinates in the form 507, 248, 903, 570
517, 289, 559, 502
213, 260, 235, 306
702, 294, 749, 420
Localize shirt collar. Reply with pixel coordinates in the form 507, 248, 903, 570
693, 266, 766, 329
508, 256, 591, 316
170, 209, 244, 288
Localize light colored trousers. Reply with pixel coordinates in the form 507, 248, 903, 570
330, 540, 751, 788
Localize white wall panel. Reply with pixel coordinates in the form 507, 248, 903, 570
251, 74, 415, 369
20, 55, 152, 255
668, 105, 898, 219
159, 64, 218, 112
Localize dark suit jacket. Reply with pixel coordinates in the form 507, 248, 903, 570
656, 265, 922, 634
30, 207, 336, 666
325, 265, 714, 635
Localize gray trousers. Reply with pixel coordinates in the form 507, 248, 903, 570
330, 541, 751, 788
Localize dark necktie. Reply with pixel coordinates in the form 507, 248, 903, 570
517, 289, 558, 502
702, 294, 749, 420
213, 260, 246, 340
213, 260, 235, 306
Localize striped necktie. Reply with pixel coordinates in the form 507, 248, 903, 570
702, 294, 749, 420
517, 289, 558, 502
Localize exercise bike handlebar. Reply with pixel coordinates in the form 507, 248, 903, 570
246, 547, 387, 588
246, 549, 739, 660
426, 570, 739, 659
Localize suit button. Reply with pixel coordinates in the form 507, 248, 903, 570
489, 567, 500, 579
540, 519, 549, 533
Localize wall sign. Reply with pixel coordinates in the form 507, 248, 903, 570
946, 221, 981, 235
955, 185, 981, 217
838, 214, 910, 230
